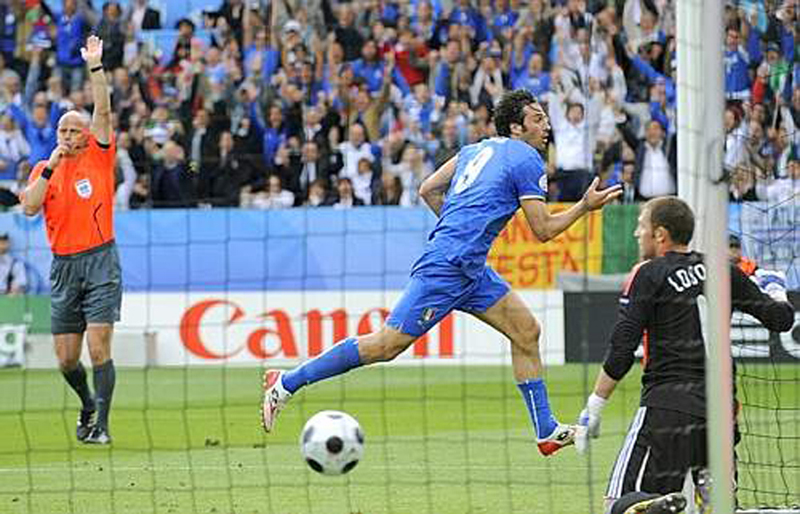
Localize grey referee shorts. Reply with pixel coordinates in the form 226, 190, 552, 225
50, 241, 122, 335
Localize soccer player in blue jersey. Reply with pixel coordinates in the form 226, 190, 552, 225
262, 89, 622, 456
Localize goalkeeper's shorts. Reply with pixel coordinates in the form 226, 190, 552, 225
606, 406, 710, 501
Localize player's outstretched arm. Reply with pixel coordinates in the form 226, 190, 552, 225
82, 35, 112, 145
419, 155, 458, 217
521, 178, 621, 242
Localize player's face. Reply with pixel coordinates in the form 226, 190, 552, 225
520, 103, 550, 151
634, 208, 657, 260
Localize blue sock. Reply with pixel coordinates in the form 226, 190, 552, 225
281, 338, 362, 394
517, 379, 558, 439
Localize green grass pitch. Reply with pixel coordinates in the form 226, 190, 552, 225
0, 364, 796, 514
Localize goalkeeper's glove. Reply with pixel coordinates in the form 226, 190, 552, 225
754, 268, 788, 303
576, 393, 607, 454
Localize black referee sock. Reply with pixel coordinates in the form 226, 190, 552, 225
93, 359, 116, 430
62, 362, 94, 411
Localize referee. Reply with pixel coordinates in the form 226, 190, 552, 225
22, 36, 119, 445
576, 197, 794, 507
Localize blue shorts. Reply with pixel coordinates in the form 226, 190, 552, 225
386, 265, 511, 337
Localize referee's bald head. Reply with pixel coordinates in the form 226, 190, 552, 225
58, 110, 91, 129
57, 110, 91, 154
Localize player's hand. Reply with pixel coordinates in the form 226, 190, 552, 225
46, 145, 69, 170
81, 35, 104, 67
582, 177, 622, 211
575, 393, 607, 455
754, 269, 788, 303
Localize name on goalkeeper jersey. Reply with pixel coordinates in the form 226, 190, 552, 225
666, 264, 707, 293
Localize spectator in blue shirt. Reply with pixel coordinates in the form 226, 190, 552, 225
411, 0, 438, 43
491, 0, 518, 41
648, 81, 673, 135
630, 49, 676, 109
55, 0, 89, 93
352, 40, 410, 96
409, 0, 443, 24
297, 61, 323, 107
352, 40, 390, 94
766, 6, 796, 64
0, 2, 16, 63
433, 39, 468, 106
740, 15, 763, 67
511, 51, 550, 100
5, 95, 62, 166
724, 26, 751, 101
244, 28, 280, 83
403, 83, 438, 135
449, 0, 488, 44
379, 1, 401, 27
248, 91, 288, 171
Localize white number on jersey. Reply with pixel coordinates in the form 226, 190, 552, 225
697, 293, 709, 355
453, 146, 494, 194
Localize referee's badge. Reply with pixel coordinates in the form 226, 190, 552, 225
75, 178, 93, 199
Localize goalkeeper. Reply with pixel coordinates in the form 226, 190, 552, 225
576, 197, 794, 507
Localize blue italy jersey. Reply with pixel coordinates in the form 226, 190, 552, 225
413, 137, 548, 278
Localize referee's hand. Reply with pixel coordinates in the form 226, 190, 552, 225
81, 35, 104, 67
47, 145, 69, 170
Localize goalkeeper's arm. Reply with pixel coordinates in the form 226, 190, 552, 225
732, 265, 794, 332
577, 264, 651, 452
579, 369, 617, 434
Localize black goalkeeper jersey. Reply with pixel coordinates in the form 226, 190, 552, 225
602, 251, 794, 417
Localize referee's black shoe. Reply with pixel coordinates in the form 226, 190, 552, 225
76, 407, 95, 442
83, 425, 111, 445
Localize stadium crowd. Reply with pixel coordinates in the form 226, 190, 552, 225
0, 0, 796, 210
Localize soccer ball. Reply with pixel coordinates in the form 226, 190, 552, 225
300, 410, 364, 476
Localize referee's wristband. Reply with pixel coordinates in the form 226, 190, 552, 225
90, 65, 103, 73
41, 167, 54, 180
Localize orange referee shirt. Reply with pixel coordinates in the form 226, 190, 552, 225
28, 134, 117, 255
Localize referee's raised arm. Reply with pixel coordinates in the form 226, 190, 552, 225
81, 35, 111, 145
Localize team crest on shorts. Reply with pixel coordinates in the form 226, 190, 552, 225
75, 178, 93, 198
419, 307, 437, 326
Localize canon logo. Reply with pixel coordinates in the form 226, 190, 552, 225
179, 299, 455, 360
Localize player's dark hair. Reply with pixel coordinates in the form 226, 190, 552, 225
647, 196, 695, 245
494, 89, 537, 137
